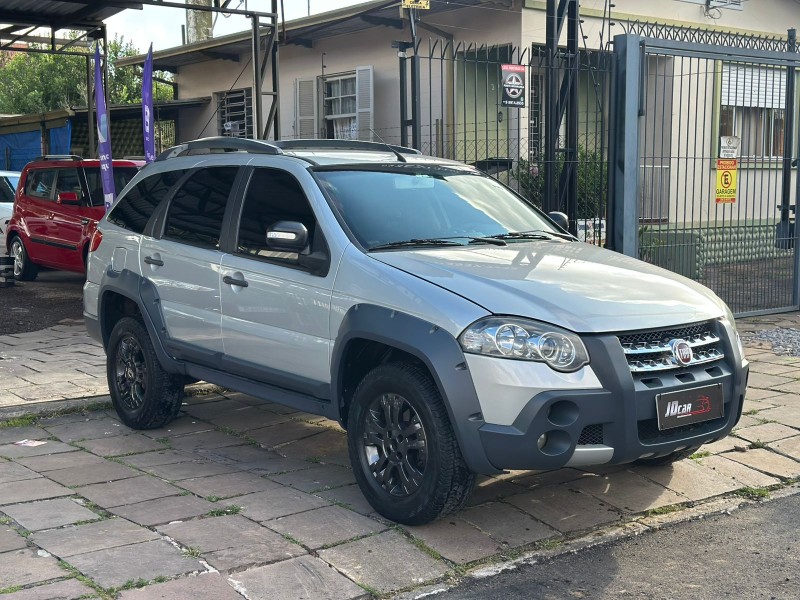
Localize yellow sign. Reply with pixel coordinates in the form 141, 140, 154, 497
715, 159, 737, 204
402, 0, 430, 8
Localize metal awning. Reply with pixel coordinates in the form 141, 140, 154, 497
0, 0, 134, 30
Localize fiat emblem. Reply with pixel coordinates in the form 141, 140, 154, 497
669, 339, 693, 366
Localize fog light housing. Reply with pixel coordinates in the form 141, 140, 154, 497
537, 433, 548, 450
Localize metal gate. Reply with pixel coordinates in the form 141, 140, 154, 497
612, 24, 800, 316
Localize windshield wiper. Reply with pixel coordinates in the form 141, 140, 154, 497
369, 236, 506, 251
488, 229, 575, 241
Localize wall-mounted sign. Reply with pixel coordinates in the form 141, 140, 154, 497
402, 0, 430, 8
501, 64, 526, 108
715, 159, 738, 204
719, 136, 740, 159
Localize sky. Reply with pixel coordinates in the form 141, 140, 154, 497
105, 1, 374, 54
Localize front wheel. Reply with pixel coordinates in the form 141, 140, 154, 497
107, 317, 184, 429
347, 361, 475, 525
10, 236, 38, 281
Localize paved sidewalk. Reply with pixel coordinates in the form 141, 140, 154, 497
0, 314, 799, 598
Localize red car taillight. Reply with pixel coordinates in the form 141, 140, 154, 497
89, 230, 103, 252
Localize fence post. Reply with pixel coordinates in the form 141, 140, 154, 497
608, 34, 643, 258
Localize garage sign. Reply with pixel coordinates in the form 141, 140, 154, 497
402, 0, 430, 8
501, 64, 526, 108
715, 159, 737, 204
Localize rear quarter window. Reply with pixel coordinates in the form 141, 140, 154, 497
107, 170, 187, 234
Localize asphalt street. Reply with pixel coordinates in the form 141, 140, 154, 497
0, 270, 84, 334
442, 493, 800, 600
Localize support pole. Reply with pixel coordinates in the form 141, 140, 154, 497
86, 55, 95, 157
409, 9, 421, 150
608, 34, 643, 257
251, 15, 263, 140
102, 27, 110, 108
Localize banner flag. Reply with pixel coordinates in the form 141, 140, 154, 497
142, 43, 155, 163
94, 44, 116, 211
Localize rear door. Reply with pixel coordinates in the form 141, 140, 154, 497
139, 166, 240, 361
19, 168, 58, 266
219, 166, 336, 394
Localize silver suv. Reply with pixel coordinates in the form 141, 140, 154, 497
84, 138, 749, 525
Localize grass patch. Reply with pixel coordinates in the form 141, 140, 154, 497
207, 505, 242, 517
156, 438, 172, 449
645, 504, 681, 517
0, 585, 22, 594
749, 440, 768, 449
57, 561, 108, 598
280, 533, 304, 547
536, 537, 563, 551
0, 517, 10, 525
306, 456, 323, 464
409, 535, 443, 562
183, 546, 202, 558
735, 487, 770, 501
117, 578, 149, 591
206, 495, 222, 502
690, 451, 712, 460
743, 409, 760, 416
355, 582, 381, 597
0, 415, 38, 428
178, 490, 191, 496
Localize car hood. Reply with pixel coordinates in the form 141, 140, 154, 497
370, 240, 726, 333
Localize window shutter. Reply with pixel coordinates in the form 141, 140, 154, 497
295, 77, 318, 139
355, 66, 374, 141
722, 65, 786, 109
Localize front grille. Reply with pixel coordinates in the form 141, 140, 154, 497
577, 424, 604, 445
638, 415, 727, 443
618, 321, 725, 374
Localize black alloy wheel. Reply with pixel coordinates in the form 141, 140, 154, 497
114, 335, 148, 412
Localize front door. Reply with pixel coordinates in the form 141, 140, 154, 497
139, 166, 239, 359
50, 168, 102, 270
220, 167, 335, 395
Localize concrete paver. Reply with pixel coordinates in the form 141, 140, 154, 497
0, 526, 27, 553
270, 464, 355, 492
1, 578, 97, 599
174, 471, 280, 499
0, 426, 49, 445
735, 422, 800, 444
116, 573, 243, 600
43, 417, 125, 443
505, 483, 621, 533
230, 555, 366, 600
0, 478, 72, 505
65, 539, 203, 589
75, 434, 166, 457
15, 451, 106, 472
141, 459, 239, 481
319, 530, 448, 594
0, 548, 68, 588
237, 487, 330, 522
0, 462, 42, 485
725, 447, 800, 478
1, 498, 99, 531
573, 469, 687, 513
770, 435, 800, 460
634, 459, 742, 501
406, 517, 504, 564
76, 476, 181, 508
31, 518, 159, 557
110, 495, 216, 527
698, 454, 781, 488
0, 441, 76, 459
266, 505, 386, 550
459, 501, 558, 548
44, 461, 140, 487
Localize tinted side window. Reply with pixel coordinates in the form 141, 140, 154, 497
0, 176, 15, 203
108, 170, 187, 234
236, 168, 316, 264
25, 170, 56, 200
164, 167, 238, 249
85, 167, 139, 207
54, 169, 83, 199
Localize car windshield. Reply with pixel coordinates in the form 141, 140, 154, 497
84, 167, 138, 207
314, 166, 559, 250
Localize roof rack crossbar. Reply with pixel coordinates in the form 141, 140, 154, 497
155, 136, 283, 161
273, 139, 421, 155
34, 155, 83, 161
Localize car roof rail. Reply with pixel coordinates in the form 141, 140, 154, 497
273, 139, 421, 155
155, 136, 283, 161
33, 155, 84, 162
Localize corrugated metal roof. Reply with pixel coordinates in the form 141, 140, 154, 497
0, 1, 136, 30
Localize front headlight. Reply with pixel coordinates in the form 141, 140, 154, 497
721, 305, 745, 360
459, 317, 589, 372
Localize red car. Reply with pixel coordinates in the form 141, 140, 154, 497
5, 156, 142, 280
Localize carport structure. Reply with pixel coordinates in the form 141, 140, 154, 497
0, 1, 282, 153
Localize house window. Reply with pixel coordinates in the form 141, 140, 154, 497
323, 75, 358, 140
294, 66, 373, 141
720, 64, 786, 159
217, 88, 253, 138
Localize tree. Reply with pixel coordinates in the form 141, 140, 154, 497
0, 34, 173, 114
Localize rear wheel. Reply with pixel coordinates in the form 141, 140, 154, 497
9, 236, 38, 281
637, 445, 701, 466
347, 361, 475, 525
107, 317, 184, 429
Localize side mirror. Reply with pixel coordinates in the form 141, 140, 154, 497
548, 211, 569, 231
266, 221, 308, 252
57, 191, 80, 205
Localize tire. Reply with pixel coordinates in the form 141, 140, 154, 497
9, 236, 38, 281
637, 445, 701, 466
107, 316, 184, 429
347, 361, 475, 525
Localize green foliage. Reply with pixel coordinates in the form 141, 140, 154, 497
513, 147, 606, 220
0, 415, 37, 428
735, 486, 770, 501
0, 34, 173, 114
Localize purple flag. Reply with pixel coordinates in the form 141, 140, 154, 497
142, 43, 155, 163
94, 44, 115, 212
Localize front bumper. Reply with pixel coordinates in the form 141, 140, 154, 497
474, 330, 749, 471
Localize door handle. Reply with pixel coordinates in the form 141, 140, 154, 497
223, 275, 248, 288
144, 255, 164, 266
81, 218, 90, 225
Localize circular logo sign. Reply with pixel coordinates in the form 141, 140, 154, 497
504, 73, 524, 99
669, 339, 693, 366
